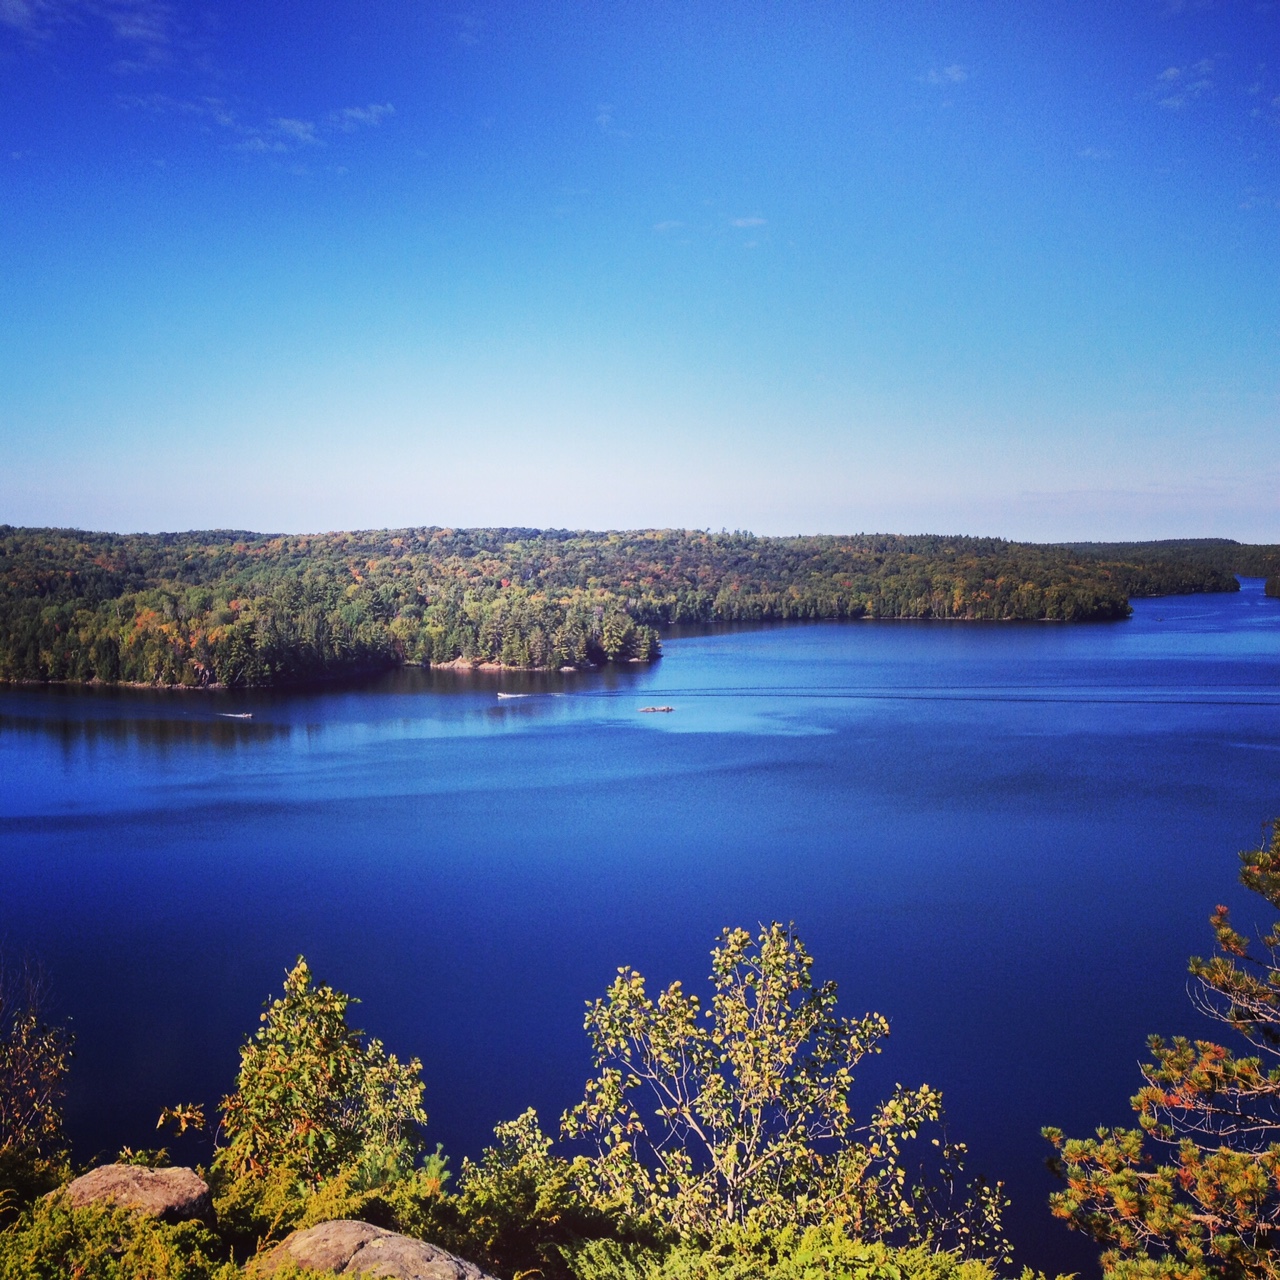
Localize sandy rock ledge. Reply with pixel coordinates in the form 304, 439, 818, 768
254, 1219, 498, 1280
59, 1163, 212, 1222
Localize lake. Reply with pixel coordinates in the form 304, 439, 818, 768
2, 579, 1279, 1273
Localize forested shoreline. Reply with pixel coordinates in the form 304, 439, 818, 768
0, 526, 1269, 689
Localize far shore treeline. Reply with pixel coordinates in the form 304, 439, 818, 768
0, 525, 1275, 689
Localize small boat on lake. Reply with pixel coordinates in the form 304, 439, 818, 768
638, 705, 674, 713
218, 712, 253, 719
496, 692, 530, 700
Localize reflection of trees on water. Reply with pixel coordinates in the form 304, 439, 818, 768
0, 710, 289, 752
0, 659, 656, 752
384, 663, 650, 698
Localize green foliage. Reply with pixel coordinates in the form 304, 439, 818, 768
213, 1153, 448, 1250
216, 957, 427, 1186
564, 1223, 1022, 1280
158, 1103, 207, 1138
0, 937, 1039, 1280
562, 925, 1004, 1259
211, 957, 430, 1243
1, 524, 1256, 687
1045, 820, 1280, 1278
0, 1195, 236, 1280
441, 1109, 650, 1280
0, 958, 72, 1214
115, 1146, 171, 1168
1065, 538, 1280, 588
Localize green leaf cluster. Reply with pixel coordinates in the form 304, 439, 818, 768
420, 1108, 654, 1280
564, 1223, 1027, 1280
0, 1197, 237, 1280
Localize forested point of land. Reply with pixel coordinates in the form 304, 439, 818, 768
0, 525, 1266, 688
1065, 537, 1280, 588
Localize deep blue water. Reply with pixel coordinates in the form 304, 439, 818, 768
3, 580, 1280, 1273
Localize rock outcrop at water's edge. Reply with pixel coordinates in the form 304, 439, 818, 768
253, 1220, 499, 1280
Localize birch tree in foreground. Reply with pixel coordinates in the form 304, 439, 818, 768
563, 923, 1006, 1258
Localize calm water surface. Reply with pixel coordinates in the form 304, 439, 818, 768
3, 581, 1280, 1272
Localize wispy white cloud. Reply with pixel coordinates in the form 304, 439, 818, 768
1150, 58, 1215, 108
731, 216, 766, 228
328, 103, 394, 132
236, 135, 284, 155
101, 0, 173, 70
1, 0, 177, 71
1, 0, 72, 38
1247, 84, 1280, 127
118, 91, 235, 127
118, 93, 395, 157
919, 63, 968, 86
272, 117, 319, 146
653, 220, 683, 232
1078, 146, 1111, 160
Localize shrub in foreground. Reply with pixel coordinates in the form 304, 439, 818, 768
0, 957, 72, 1215
210, 957, 442, 1246
565, 1225, 1006, 1280
436, 1108, 657, 1280
0, 1196, 235, 1280
0, 937, 1045, 1279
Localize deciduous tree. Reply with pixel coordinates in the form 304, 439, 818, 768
214, 958, 427, 1191
563, 924, 1003, 1256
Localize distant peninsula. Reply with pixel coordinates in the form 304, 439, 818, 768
0, 526, 1275, 689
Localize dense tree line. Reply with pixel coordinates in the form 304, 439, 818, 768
0, 525, 1252, 687
1067, 538, 1280, 597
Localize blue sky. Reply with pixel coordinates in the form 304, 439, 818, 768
1, 1, 1277, 539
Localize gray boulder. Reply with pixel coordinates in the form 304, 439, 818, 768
255, 1220, 498, 1280
59, 1163, 211, 1222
